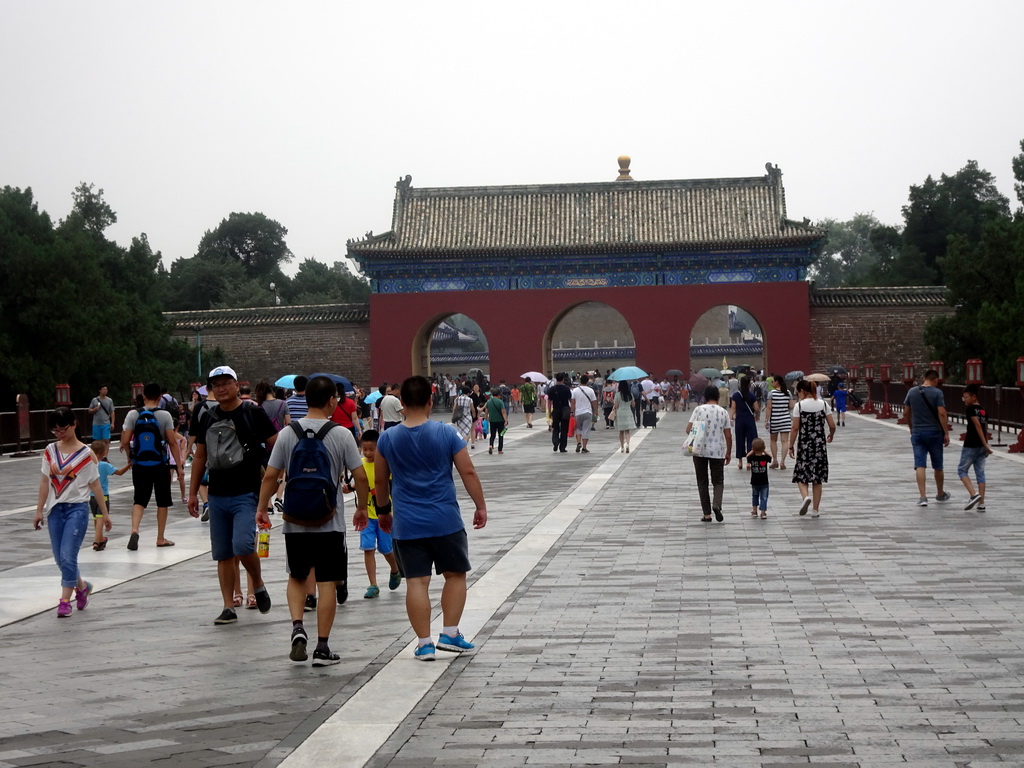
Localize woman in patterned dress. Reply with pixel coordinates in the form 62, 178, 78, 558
765, 376, 792, 470
452, 385, 476, 445
788, 379, 837, 518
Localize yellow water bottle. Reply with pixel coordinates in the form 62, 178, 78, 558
257, 523, 270, 558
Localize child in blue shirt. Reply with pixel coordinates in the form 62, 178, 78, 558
90, 443, 129, 551
831, 383, 848, 427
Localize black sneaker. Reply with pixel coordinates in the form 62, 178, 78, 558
714, 508, 724, 523
336, 582, 348, 605
254, 588, 271, 614
290, 627, 308, 662
304, 594, 317, 612
214, 608, 237, 625
312, 647, 341, 667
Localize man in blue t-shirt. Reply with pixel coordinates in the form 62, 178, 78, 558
372, 375, 488, 662
903, 368, 951, 507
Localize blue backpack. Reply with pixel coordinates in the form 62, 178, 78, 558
132, 409, 167, 467
283, 421, 340, 526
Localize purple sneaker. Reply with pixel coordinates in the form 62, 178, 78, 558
57, 599, 73, 618
75, 581, 92, 611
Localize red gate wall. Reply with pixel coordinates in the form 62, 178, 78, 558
370, 281, 810, 384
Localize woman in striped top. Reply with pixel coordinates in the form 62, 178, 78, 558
764, 376, 792, 469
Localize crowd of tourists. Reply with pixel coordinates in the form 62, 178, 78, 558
35, 364, 991, 665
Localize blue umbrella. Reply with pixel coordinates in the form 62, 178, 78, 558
784, 370, 805, 382
274, 374, 297, 389
363, 390, 383, 405
607, 366, 649, 381
310, 372, 354, 393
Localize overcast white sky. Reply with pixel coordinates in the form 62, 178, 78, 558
2, 1, 1022, 275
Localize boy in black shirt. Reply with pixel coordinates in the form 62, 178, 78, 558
958, 384, 992, 511
747, 438, 771, 519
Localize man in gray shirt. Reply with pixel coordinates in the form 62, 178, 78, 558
903, 368, 951, 507
88, 385, 114, 454
257, 375, 368, 666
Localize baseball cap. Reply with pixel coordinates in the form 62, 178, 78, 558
207, 365, 238, 383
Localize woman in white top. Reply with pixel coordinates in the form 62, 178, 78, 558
685, 386, 733, 522
34, 407, 111, 617
789, 379, 837, 517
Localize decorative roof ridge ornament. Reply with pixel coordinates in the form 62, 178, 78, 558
764, 162, 786, 228
616, 155, 633, 181
392, 175, 413, 239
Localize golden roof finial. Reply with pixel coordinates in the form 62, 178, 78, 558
616, 155, 633, 181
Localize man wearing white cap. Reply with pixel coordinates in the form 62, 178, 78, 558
188, 365, 279, 625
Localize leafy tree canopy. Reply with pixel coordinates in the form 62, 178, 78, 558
196, 211, 292, 280
0, 185, 194, 406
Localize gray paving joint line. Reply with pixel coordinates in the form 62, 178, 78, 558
268, 425, 657, 768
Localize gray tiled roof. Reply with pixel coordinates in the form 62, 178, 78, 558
165, 303, 369, 330
348, 169, 825, 257
810, 286, 949, 307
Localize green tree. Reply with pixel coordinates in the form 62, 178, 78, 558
922, 144, 1024, 384
810, 213, 888, 287
283, 258, 370, 304
899, 161, 1010, 285
164, 255, 249, 311
0, 185, 194, 406
196, 212, 292, 280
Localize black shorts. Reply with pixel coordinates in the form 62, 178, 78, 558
394, 529, 471, 579
132, 464, 173, 509
285, 531, 348, 583
523, 404, 536, 414
90, 495, 109, 518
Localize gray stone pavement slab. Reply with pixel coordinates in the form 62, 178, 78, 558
1, 411, 1023, 766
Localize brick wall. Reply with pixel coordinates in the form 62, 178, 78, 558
809, 305, 954, 373
172, 321, 371, 389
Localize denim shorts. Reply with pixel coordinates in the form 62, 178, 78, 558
911, 431, 944, 470
359, 517, 394, 555
208, 493, 258, 561
957, 446, 987, 484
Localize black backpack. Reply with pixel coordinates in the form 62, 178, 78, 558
283, 422, 340, 526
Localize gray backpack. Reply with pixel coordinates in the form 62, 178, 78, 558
204, 404, 255, 471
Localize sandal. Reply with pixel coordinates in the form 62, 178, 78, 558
246, 594, 257, 610
233, 593, 243, 608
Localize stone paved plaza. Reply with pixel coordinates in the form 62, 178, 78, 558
1, 410, 1023, 767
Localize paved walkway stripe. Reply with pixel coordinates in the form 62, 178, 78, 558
276, 424, 658, 767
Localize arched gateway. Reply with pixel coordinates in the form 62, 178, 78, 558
347, 161, 826, 384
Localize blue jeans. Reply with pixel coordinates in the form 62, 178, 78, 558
751, 485, 769, 512
48, 502, 90, 588
957, 446, 987, 484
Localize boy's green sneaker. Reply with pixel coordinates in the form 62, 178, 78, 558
388, 571, 402, 590
364, 585, 380, 599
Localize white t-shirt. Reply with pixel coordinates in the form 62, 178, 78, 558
41, 443, 99, 508
572, 385, 597, 416
791, 398, 832, 417
688, 403, 731, 460
380, 394, 404, 423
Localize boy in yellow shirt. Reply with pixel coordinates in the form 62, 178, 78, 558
345, 430, 401, 598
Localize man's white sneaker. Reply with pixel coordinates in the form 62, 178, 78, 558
964, 494, 982, 511
916, 498, 928, 507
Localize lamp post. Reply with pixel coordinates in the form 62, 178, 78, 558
930, 360, 945, 384
1009, 357, 1024, 453
859, 364, 876, 414
965, 359, 983, 385
55, 384, 71, 407
877, 363, 896, 419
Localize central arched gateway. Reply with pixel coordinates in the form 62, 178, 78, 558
348, 162, 825, 383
